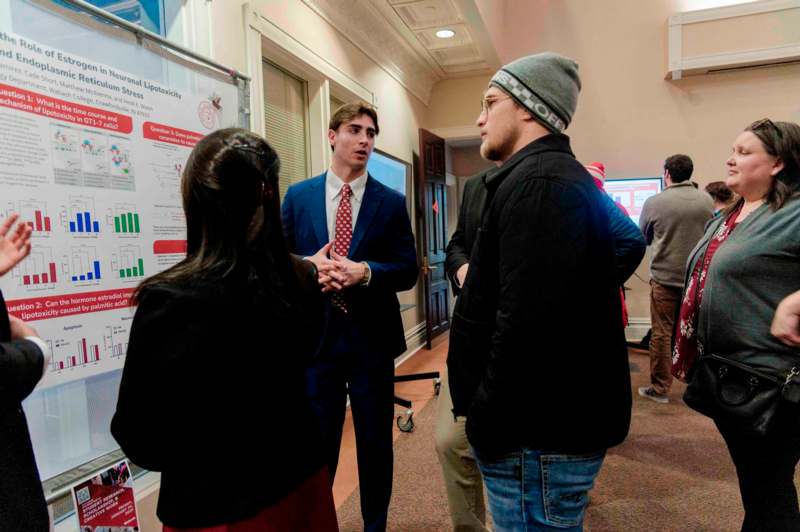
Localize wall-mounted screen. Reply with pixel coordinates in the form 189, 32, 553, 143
367, 149, 409, 197
604, 177, 663, 225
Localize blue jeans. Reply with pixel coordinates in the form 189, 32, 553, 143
474, 448, 606, 531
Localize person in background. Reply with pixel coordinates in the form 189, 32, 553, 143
112, 129, 337, 531
638, 154, 713, 404
282, 102, 417, 532
585, 161, 647, 326
0, 213, 51, 532
447, 52, 631, 531
673, 119, 800, 531
437, 169, 490, 532
705, 180, 735, 215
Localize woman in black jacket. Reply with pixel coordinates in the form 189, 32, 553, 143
111, 129, 337, 531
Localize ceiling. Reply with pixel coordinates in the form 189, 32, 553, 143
380, 0, 498, 77
300, 0, 500, 104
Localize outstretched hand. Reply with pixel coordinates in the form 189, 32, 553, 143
0, 213, 32, 276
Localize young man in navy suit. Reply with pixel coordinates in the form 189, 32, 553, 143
282, 102, 417, 532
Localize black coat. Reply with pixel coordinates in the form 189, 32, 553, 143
447, 135, 632, 457
445, 172, 488, 294
0, 291, 48, 532
111, 265, 325, 528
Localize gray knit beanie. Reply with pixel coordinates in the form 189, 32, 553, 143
489, 52, 581, 134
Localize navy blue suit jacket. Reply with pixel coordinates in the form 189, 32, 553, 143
282, 173, 418, 358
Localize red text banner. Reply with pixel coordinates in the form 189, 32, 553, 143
7, 288, 135, 322
0, 83, 133, 133
143, 121, 203, 147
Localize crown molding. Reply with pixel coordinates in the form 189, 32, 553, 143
300, 0, 442, 105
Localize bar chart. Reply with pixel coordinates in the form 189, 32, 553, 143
68, 246, 102, 283
104, 324, 129, 359
13, 247, 58, 288
110, 245, 144, 280
48, 337, 101, 372
68, 196, 100, 234
111, 204, 141, 234
18, 200, 52, 235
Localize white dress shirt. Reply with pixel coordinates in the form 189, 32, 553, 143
324, 169, 371, 285
325, 169, 367, 242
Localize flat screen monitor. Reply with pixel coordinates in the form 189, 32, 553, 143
367, 149, 408, 197
604, 177, 663, 226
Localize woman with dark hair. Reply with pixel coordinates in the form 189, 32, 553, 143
705, 180, 735, 215
111, 129, 337, 531
673, 119, 800, 531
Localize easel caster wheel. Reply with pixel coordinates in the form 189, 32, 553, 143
434, 378, 441, 396
397, 410, 414, 432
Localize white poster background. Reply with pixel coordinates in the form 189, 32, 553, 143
0, 0, 242, 479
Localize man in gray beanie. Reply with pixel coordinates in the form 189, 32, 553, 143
446, 52, 631, 531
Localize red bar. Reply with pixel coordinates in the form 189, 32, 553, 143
71, 356, 77, 366
59, 361, 64, 369
32, 274, 39, 284
82, 338, 87, 359
153, 240, 188, 254
27, 221, 34, 230
83, 352, 88, 364
49, 263, 57, 283
23, 275, 30, 285
45, 217, 51, 231
42, 273, 48, 283
35, 211, 42, 231
94, 345, 99, 361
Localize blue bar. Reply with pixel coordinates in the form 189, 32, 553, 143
87, 272, 93, 280
83, 212, 91, 232
92, 221, 99, 232
71, 276, 77, 281
79, 275, 85, 281
76, 215, 83, 232
69, 222, 76, 232
93, 261, 100, 279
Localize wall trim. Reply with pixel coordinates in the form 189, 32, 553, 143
670, 0, 800, 25
299, 0, 441, 105
667, 0, 800, 79
626, 317, 651, 343
244, 1, 374, 105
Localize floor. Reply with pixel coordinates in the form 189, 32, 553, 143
331, 334, 449, 508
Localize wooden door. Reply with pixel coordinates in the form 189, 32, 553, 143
417, 128, 450, 348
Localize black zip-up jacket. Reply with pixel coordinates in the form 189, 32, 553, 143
446, 134, 632, 457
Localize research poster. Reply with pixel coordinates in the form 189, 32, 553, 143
0, 29, 239, 391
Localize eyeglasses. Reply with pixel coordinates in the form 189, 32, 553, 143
750, 118, 782, 138
480, 95, 511, 115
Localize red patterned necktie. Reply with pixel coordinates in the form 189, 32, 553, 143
332, 183, 352, 312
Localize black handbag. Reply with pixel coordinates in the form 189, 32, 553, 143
683, 353, 800, 436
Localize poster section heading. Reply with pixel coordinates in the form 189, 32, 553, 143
7, 288, 134, 322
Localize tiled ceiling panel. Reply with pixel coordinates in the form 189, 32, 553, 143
414, 23, 473, 50
390, 0, 461, 30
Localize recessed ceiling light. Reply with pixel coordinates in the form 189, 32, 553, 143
435, 29, 455, 39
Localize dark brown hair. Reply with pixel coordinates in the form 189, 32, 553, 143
664, 154, 693, 183
329, 101, 379, 136
705, 181, 734, 204
133, 128, 294, 305
744, 118, 800, 210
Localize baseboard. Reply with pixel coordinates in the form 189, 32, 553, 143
396, 322, 427, 369
626, 317, 651, 343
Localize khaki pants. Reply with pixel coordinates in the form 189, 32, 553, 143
434, 373, 488, 532
649, 280, 682, 395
